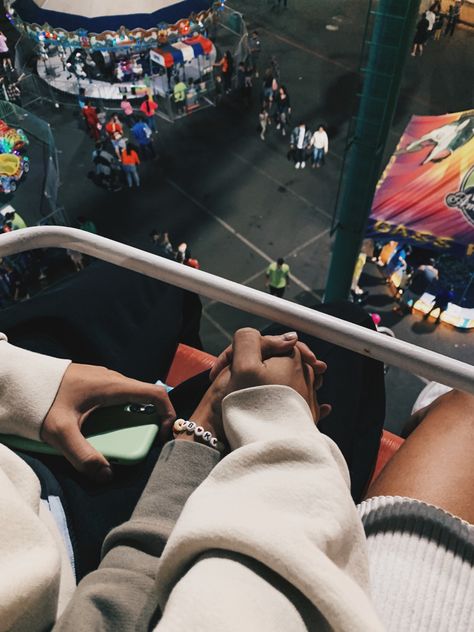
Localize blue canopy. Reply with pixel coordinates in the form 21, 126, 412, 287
11, 0, 212, 31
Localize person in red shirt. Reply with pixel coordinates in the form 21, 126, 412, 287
139, 96, 158, 132
120, 142, 140, 188
105, 114, 123, 138
82, 101, 100, 140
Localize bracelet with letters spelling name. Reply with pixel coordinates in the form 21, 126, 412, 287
173, 419, 225, 454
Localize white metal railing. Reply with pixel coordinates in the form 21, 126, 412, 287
1, 226, 474, 395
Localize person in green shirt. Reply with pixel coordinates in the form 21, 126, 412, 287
265, 257, 290, 297
173, 80, 187, 114
77, 216, 97, 234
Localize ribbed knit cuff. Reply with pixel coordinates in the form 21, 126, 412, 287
358, 496, 474, 630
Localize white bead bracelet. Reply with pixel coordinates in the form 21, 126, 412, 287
173, 418, 225, 454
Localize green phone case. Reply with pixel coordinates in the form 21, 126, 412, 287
0, 405, 160, 465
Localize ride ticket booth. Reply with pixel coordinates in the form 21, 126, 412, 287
149, 35, 216, 118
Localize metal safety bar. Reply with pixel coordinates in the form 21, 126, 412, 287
1, 227, 474, 395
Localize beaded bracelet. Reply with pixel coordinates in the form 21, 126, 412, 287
173, 418, 225, 454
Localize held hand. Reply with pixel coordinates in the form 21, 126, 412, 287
42, 363, 176, 481
210, 330, 327, 384
187, 329, 331, 446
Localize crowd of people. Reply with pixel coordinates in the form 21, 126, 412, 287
412, 1, 462, 56
0, 212, 97, 306
84, 95, 159, 191
210, 32, 330, 171
150, 228, 200, 269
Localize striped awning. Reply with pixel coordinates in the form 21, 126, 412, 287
150, 35, 213, 67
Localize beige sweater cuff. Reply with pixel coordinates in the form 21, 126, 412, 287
0, 336, 71, 440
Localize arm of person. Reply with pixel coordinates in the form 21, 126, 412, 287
0, 332, 71, 439
52, 439, 220, 632
153, 385, 383, 632
0, 333, 175, 480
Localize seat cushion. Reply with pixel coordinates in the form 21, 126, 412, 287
166, 343, 217, 387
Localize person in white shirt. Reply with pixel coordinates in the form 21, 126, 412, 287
425, 8, 436, 32
0, 30, 10, 70
290, 121, 311, 169
310, 124, 329, 168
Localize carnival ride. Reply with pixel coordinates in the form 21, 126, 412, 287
5, 0, 223, 102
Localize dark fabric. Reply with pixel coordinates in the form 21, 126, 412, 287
269, 285, 286, 298
295, 147, 306, 163
263, 301, 386, 503
0, 260, 202, 382
409, 267, 437, 294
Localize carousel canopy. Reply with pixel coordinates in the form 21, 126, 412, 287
11, 0, 211, 31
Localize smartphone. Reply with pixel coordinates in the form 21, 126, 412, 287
0, 403, 160, 465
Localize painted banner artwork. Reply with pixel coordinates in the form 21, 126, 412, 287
367, 110, 474, 257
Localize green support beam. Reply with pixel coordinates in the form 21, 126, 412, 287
324, 0, 421, 302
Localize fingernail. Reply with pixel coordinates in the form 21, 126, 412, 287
97, 465, 113, 483
283, 331, 298, 340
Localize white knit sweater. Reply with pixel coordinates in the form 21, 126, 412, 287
0, 333, 74, 632
154, 385, 385, 631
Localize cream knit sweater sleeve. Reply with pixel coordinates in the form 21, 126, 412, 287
153, 385, 384, 632
0, 333, 71, 439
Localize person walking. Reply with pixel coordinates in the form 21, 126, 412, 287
173, 79, 187, 114
259, 106, 269, 141
91, 142, 120, 191
105, 114, 123, 138
150, 229, 175, 258
82, 101, 100, 140
0, 30, 11, 71
290, 121, 311, 169
120, 143, 140, 188
131, 117, 155, 160
265, 258, 290, 297
247, 30, 261, 78
423, 285, 454, 322
444, 3, 459, 37
275, 85, 291, 137
411, 12, 430, 56
139, 95, 158, 132
310, 124, 329, 168
433, 10, 445, 40
275, 0, 288, 8
214, 50, 233, 93
402, 258, 439, 308
120, 95, 135, 126
425, 6, 436, 36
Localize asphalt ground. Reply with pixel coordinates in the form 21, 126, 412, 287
5, 0, 474, 431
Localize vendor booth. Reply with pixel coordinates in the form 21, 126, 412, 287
367, 110, 474, 328
5, 0, 221, 113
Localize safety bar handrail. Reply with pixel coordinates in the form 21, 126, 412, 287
1, 226, 473, 395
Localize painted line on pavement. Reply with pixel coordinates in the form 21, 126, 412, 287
202, 311, 233, 342
230, 151, 332, 220
167, 177, 321, 301
204, 227, 329, 310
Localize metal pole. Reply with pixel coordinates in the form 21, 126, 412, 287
1, 227, 473, 394
325, 0, 421, 302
